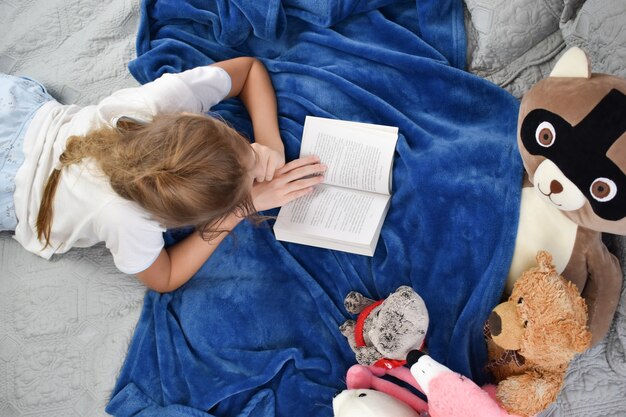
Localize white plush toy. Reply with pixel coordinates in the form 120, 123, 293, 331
332, 388, 421, 417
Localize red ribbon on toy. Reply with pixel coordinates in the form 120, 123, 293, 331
373, 358, 407, 369
354, 300, 384, 348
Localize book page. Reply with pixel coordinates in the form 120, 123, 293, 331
300, 117, 398, 195
274, 184, 390, 246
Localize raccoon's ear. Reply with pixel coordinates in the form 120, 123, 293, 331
550, 47, 591, 79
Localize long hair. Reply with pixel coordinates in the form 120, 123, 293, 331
36, 113, 257, 247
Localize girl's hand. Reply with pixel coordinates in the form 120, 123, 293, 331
251, 143, 286, 182
251, 155, 326, 212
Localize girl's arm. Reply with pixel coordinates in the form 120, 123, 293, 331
136, 212, 244, 293
135, 156, 326, 293
213, 57, 285, 181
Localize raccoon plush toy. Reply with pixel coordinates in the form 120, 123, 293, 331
506, 47, 626, 346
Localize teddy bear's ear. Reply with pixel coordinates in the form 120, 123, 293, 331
535, 251, 555, 273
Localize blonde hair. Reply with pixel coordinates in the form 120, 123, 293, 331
37, 113, 257, 247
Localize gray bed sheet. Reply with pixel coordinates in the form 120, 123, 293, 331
0, 1, 145, 416
465, 0, 626, 98
542, 235, 626, 417
0, 0, 625, 416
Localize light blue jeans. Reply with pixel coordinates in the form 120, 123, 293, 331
0, 74, 54, 231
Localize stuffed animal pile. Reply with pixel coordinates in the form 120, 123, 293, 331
333, 350, 521, 417
333, 251, 591, 417
333, 46, 626, 417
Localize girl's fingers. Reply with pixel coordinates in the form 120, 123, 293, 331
255, 155, 273, 182
275, 155, 320, 176
280, 162, 327, 184
285, 174, 325, 191
265, 156, 274, 181
256, 159, 268, 182
268, 149, 285, 181
283, 186, 316, 204
254, 168, 267, 182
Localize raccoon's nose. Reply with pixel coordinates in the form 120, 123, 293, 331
550, 180, 563, 194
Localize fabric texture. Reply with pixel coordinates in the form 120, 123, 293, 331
108, 1, 525, 416
12, 65, 230, 273
0, 74, 52, 231
538, 235, 626, 417
464, 0, 626, 98
0, 1, 147, 416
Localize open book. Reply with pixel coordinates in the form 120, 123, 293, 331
273, 116, 398, 256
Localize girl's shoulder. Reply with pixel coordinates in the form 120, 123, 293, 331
94, 196, 166, 275
96, 196, 164, 233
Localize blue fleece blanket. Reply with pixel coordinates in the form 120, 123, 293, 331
107, 1, 524, 416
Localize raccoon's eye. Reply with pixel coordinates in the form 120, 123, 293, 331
535, 121, 555, 147
590, 178, 617, 202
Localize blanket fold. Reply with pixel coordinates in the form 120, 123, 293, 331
109, 1, 524, 416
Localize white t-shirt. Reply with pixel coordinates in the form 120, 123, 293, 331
13, 66, 232, 274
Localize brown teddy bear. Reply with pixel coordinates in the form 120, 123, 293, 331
486, 250, 592, 417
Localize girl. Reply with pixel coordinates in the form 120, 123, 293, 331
0, 58, 326, 292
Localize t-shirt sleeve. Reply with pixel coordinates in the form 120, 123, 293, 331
95, 200, 166, 275
96, 65, 232, 124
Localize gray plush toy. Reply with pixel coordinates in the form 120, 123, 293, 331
339, 285, 429, 366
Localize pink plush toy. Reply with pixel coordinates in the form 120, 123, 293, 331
336, 350, 523, 417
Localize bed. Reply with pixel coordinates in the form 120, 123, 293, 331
1, 1, 625, 416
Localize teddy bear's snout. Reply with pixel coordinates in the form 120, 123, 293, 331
490, 301, 524, 351
489, 311, 502, 336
